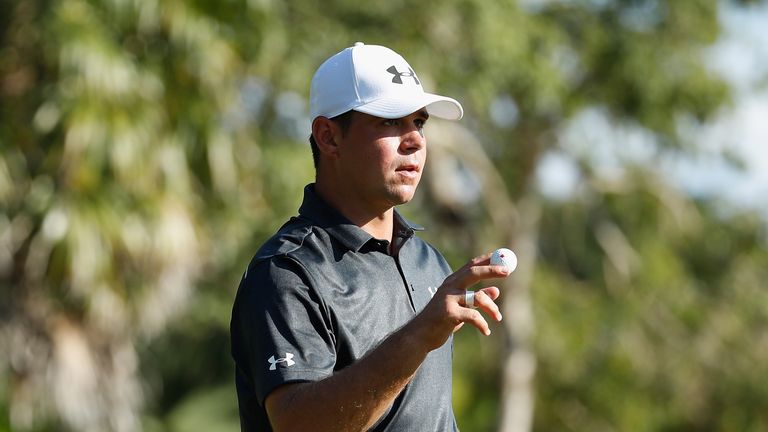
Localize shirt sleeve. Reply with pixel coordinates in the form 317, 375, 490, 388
231, 255, 337, 405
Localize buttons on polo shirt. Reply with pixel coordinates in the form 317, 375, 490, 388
365, 238, 390, 253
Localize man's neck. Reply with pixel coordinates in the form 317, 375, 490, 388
358, 213, 394, 243
314, 180, 394, 242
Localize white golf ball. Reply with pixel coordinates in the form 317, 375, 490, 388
490, 248, 517, 273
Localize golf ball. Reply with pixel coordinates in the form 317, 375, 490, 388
491, 248, 517, 273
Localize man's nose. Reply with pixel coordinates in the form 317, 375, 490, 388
401, 125, 425, 152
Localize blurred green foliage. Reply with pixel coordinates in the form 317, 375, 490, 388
2, 0, 767, 431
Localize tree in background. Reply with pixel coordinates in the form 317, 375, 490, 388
1, 0, 767, 431
2, 1, 273, 430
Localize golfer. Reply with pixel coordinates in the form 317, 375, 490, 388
230, 42, 508, 431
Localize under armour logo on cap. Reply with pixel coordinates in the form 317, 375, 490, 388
387, 65, 420, 85
267, 353, 295, 371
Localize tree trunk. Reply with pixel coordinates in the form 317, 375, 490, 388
499, 198, 539, 432
428, 123, 538, 432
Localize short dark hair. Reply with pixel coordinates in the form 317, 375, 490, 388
309, 110, 356, 170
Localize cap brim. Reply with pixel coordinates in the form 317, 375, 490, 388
354, 93, 463, 120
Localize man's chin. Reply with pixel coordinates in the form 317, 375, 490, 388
387, 185, 418, 206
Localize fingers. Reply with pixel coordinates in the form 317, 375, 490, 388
460, 288, 502, 322
445, 254, 510, 290
445, 287, 502, 337
473, 288, 502, 322
478, 286, 500, 301
458, 307, 492, 336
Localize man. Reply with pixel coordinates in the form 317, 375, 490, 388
230, 42, 510, 431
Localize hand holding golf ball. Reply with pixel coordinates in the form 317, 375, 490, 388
418, 249, 509, 342
490, 248, 517, 274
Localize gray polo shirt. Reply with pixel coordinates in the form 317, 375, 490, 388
231, 184, 458, 431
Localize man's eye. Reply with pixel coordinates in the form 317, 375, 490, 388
415, 119, 426, 129
383, 119, 399, 126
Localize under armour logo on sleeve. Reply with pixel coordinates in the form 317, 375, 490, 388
267, 353, 295, 371
387, 66, 420, 85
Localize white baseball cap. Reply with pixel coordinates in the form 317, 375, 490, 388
310, 42, 463, 121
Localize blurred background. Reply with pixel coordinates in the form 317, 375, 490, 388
2, 0, 768, 431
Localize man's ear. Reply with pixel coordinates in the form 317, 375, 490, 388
311, 117, 341, 159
